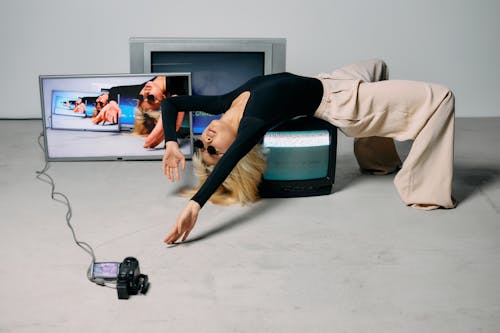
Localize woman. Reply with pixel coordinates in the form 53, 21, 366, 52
92, 76, 184, 148
134, 76, 185, 148
72, 98, 86, 114
161, 59, 456, 244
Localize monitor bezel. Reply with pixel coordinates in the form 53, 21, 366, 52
129, 37, 286, 75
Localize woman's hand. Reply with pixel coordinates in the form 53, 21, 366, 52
144, 118, 164, 148
164, 200, 201, 244
162, 141, 186, 182
144, 112, 186, 148
92, 101, 121, 124
73, 103, 86, 113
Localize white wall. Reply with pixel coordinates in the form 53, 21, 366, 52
1, 0, 499, 118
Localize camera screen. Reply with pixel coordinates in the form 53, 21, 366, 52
92, 262, 120, 279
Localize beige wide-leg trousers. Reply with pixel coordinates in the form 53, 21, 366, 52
327, 59, 402, 175
314, 59, 455, 210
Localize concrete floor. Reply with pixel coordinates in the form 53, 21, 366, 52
0, 119, 499, 333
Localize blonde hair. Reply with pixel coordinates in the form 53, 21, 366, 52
133, 103, 184, 136
132, 105, 161, 136
182, 144, 267, 205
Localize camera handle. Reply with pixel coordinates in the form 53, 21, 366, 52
139, 274, 150, 294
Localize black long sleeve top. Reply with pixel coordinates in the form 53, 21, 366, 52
161, 72, 323, 207
108, 81, 151, 102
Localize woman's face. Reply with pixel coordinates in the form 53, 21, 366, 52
199, 119, 237, 165
138, 81, 165, 111
95, 93, 109, 112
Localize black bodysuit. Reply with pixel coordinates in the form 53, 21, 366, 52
161, 72, 324, 207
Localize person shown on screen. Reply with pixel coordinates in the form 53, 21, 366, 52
92, 94, 110, 118
160, 59, 456, 244
91, 76, 184, 148
134, 77, 184, 148
72, 98, 86, 114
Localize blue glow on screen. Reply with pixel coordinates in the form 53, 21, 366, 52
119, 97, 138, 125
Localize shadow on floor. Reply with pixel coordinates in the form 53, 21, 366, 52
453, 163, 500, 206
168, 160, 500, 247
168, 198, 287, 246
330, 154, 365, 192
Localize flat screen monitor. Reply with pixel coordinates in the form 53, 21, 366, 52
129, 37, 286, 134
39, 73, 192, 161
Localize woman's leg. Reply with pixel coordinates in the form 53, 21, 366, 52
353, 136, 402, 175
328, 58, 389, 82
393, 89, 455, 209
316, 78, 456, 209
352, 80, 456, 209
327, 59, 402, 175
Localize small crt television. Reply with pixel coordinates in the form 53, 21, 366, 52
259, 116, 337, 198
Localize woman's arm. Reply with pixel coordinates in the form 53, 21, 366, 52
163, 122, 266, 244
160, 93, 238, 182
190, 117, 268, 207
143, 113, 185, 148
161, 95, 230, 142
161, 94, 243, 243
164, 200, 201, 244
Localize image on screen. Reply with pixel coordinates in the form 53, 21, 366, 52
263, 130, 331, 181
92, 262, 120, 279
151, 52, 264, 134
40, 73, 192, 161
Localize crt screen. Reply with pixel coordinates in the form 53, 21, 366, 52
263, 130, 330, 181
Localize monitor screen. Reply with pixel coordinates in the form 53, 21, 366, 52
258, 116, 337, 198
39, 73, 192, 161
151, 52, 264, 95
263, 130, 331, 181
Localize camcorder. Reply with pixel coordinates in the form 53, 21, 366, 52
91, 257, 149, 299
